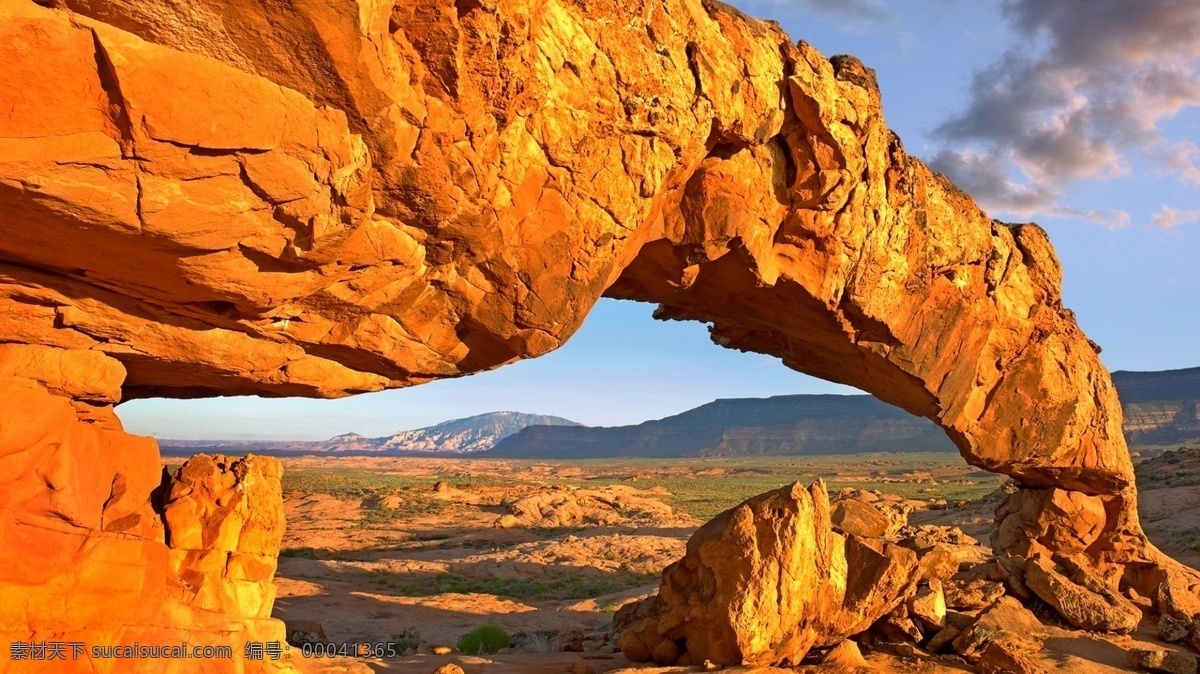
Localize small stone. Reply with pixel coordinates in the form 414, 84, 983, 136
944, 578, 1006, 610
946, 610, 978, 630
925, 625, 960, 653
431, 665, 465, 674
1160, 615, 1191, 643
875, 607, 923, 644
896, 643, 928, 659
820, 641, 868, 668
569, 658, 595, 674
554, 628, 586, 652
284, 619, 328, 646
431, 645, 453, 656
1127, 648, 1198, 674
977, 642, 1043, 674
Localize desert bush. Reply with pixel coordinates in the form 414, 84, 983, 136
390, 628, 421, 653
457, 625, 511, 654
511, 630, 558, 653
287, 631, 322, 647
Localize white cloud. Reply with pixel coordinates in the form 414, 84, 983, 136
929, 0, 1200, 225
1152, 205, 1200, 229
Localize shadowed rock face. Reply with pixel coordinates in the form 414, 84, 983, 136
0, 0, 1192, 669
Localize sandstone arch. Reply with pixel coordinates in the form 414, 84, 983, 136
0, 0, 1194, 670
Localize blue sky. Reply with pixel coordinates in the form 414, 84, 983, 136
119, 0, 1200, 440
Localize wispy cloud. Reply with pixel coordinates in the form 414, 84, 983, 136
929, 0, 1200, 224
1152, 205, 1200, 229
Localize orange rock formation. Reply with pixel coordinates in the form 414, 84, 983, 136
1, 0, 1195, 669
619, 481, 920, 666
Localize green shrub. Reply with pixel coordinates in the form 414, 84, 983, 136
457, 625, 511, 655
390, 636, 421, 653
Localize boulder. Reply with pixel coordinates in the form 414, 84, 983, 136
952, 597, 1045, 661
909, 581, 947, 632
992, 488, 1108, 559
621, 481, 918, 666
978, 641, 1045, 674
944, 579, 1006, 610
1127, 648, 1198, 674
909, 543, 962, 583
1023, 556, 1140, 633
831, 497, 901, 538
925, 625, 960, 653
873, 606, 924, 644
1159, 615, 1191, 643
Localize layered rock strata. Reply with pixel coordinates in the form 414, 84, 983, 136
1, 0, 1195, 666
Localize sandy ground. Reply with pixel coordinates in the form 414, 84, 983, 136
260, 451, 1200, 673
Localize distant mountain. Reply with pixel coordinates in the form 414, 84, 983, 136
1114, 367, 1200, 447
159, 367, 1200, 458
487, 395, 957, 458
158, 411, 580, 456
486, 367, 1200, 459
371, 411, 581, 454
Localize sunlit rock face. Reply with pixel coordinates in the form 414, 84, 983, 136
0, 349, 289, 671
0, 0, 1192, 669
618, 481, 920, 666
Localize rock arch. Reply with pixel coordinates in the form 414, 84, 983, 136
0, 0, 1194, 670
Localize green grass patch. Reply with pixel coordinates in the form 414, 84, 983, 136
458, 625, 511, 655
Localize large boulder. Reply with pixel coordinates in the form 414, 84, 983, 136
619, 481, 918, 666
1023, 555, 1140, 633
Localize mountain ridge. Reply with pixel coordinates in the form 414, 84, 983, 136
159, 367, 1200, 457
159, 411, 580, 456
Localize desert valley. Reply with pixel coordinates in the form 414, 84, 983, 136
150, 365, 1200, 673
216, 447, 1200, 674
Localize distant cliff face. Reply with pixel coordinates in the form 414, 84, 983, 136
488, 395, 958, 458
488, 369, 1200, 459
1115, 367, 1200, 447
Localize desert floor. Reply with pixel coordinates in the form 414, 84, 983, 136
178, 449, 1200, 673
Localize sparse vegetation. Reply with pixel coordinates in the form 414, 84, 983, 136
511, 630, 559, 653
393, 571, 657, 601
1170, 528, 1200, 553
457, 625, 511, 655
287, 630, 323, 647
389, 629, 421, 653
